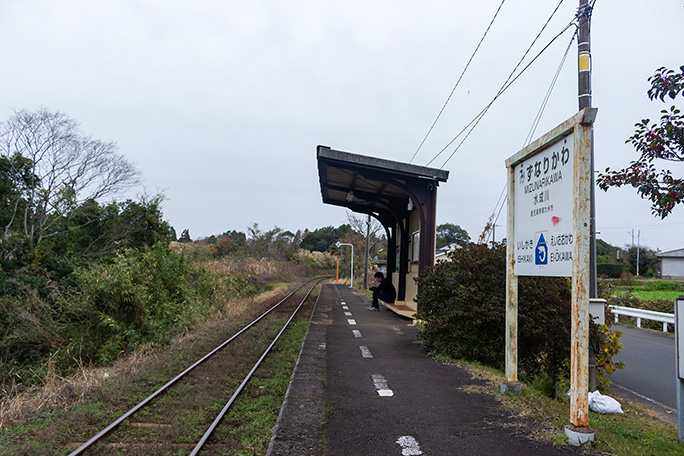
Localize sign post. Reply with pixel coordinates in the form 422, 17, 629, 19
675, 296, 684, 441
336, 242, 354, 288
505, 107, 597, 445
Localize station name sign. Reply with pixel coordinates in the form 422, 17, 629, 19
513, 133, 574, 277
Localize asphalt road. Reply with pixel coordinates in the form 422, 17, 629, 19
608, 325, 677, 420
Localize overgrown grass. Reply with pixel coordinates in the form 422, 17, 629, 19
213, 318, 309, 455
441, 356, 684, 455
0, 247, 328, 406
0, 287, 315, 455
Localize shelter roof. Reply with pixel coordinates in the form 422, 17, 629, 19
316, 145, 449, 216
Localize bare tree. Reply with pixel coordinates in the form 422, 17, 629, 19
346, 211, 384, 247
0, 108, 140, 244
345, 211, 386, 286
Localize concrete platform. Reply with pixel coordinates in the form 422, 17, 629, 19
267, 284, 580, 455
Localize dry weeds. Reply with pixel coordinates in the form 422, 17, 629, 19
0, 348, 151, 431
0, 284, 294, 431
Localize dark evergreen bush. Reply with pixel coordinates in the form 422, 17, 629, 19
415, 243, 572, 383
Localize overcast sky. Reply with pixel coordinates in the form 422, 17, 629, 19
1, 0, 683, 252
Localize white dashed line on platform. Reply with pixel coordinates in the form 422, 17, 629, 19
396, 436, 423, 455
342, 306, 349, 310
371, 374, 394, 397
352, 330, 363, 338
359, 346, 374, 358
344, 312, 352, 316
347, 319, 357, 325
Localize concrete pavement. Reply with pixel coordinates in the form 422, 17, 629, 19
268, 284, 579, 455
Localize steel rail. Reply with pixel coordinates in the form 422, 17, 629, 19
190, 279, 322, 455
68, 278, 321, 456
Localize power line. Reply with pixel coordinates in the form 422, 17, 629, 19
523, 30, 576, 146
429, 17, 576, 168
409, 0, 507, 164
425, 0, 570, 167
482, 29, 577, 244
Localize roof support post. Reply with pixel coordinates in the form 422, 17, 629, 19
398, 216, 409, 302
418, 181, 438, 274
386, 225, 397, 277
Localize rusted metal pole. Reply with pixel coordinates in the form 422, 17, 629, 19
505, 164, 518, 383
569, 109, 595, 430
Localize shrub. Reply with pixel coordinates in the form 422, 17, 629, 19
646, 280, 683, 292
65, 243, 200, 364
620, 271, 635, 286
415, 244, 571, 383
416, 243, 619, 392
597, 263, 626, 278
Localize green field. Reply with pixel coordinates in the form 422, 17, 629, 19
613, 289, 684, 301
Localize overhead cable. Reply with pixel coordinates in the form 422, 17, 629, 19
409, 0, 507, 164
482, 3, 598, 243
481, 30, 576, 244
523, 30, 577, 147
425, 0, 570, 168
429, 18, 575, 169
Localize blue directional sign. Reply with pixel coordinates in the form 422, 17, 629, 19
535, 232, 548, 265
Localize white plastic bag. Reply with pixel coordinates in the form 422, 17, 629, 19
588, 390, 623, 414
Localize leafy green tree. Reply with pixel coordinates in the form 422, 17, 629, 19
598, 66, 684, 218
625, 246, 660, 277
246, 224, 300, 259
179, 229, 192, 243
0, 154, 37, 237
436, 223, 470, 248
596, 239, 619, 258
71, 196, 173, 254
221, 229, 247, 244
301, 224, 353, 252
0, 108, 140, 247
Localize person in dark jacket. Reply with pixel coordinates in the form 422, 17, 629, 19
367, 271, 396, 311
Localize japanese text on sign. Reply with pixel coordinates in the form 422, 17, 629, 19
514, 134, 574, 276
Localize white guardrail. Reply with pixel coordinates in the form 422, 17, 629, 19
609, 305, 675, 333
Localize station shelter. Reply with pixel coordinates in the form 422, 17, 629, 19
316, 145, 449, 317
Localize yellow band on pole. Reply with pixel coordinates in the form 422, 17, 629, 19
579, 53, 591, 72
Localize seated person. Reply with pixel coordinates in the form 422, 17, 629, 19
368, 271, 396, 311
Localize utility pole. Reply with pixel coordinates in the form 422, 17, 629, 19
637, 230, 641, 276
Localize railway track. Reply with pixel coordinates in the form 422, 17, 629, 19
66, 278, 324, 455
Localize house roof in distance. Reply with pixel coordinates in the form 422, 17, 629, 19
657, 248, 684, 258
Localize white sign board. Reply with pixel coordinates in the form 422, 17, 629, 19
513, 133, 574, 276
